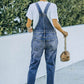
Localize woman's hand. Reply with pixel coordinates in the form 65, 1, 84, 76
62, 31, 68, 37
27, 27, 33, 33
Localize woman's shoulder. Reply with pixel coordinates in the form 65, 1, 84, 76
50, 2, 57, 8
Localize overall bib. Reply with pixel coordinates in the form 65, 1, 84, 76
27, 2, 58, 84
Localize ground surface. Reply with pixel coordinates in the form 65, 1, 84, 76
35, 60, 84, 84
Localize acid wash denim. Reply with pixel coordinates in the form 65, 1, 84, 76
27, 2, 58, 84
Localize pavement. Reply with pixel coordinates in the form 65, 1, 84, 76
35, 60, 84, 84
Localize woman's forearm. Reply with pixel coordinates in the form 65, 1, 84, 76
52, 19, 64, 34
26, 18, 32, 28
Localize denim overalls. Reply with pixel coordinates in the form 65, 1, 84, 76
27, 2, 58, 84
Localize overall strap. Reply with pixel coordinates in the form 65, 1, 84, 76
36, 3, 43, 15
44, 2, 51, 14
36, 2, 51, 15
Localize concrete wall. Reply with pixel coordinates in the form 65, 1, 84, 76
0, 24, 84, 84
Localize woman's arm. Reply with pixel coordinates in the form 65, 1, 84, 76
52, 19, 68, 37
26, 18, 33, 32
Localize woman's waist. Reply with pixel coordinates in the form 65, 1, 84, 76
32, 32, 58, 40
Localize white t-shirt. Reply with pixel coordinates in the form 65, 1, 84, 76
26, 1, 59, 29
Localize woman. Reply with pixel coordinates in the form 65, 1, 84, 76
26, 0, 68, 84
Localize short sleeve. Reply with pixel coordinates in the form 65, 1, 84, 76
26, 4, 33, 20
50, 4, 59, 21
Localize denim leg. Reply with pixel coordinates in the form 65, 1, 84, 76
27, 39, 44, 84
45, 39, 58, 84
